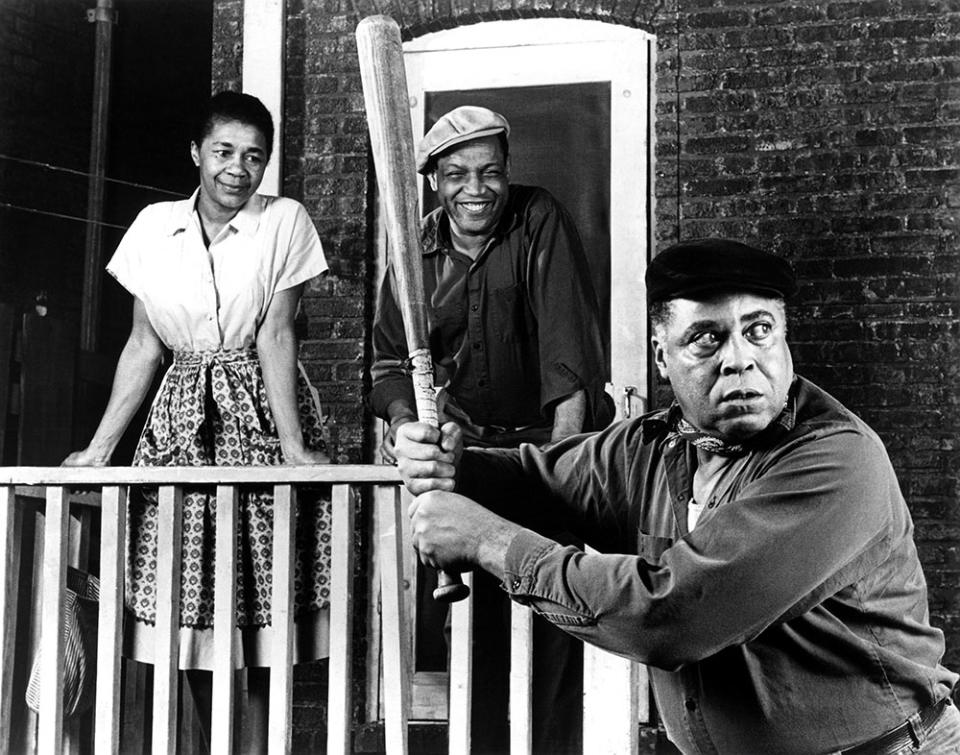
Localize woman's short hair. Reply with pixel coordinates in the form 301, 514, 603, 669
195, 91, 274, 158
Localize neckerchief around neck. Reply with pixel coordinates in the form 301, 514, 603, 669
672, 416, 748, 458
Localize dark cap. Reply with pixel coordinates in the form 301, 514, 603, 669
646, 239, 797, 304
416, 106, 510, 174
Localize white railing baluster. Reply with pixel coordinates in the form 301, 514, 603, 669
328, 483, 355, 755
377, 484, 410, 755
0, 486, 20, 755
38, 485, 70, 755
153, 484, 184, 754
268, 483, 296, 755
95, 485, 126, 755
509, 603, 534, 754
448, 573, 474, 755
211, 484, 239, 754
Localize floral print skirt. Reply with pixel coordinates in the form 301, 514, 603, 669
123, 348, 332, 669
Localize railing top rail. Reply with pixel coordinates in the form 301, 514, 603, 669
0, 464, 403, 486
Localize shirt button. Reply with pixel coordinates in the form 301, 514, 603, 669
511, 579, 521, 590
668, 439, 677, 448
472, 342, 481, 350
471, 304, 479, 312
685, 698, 698, 711
478, 379, 486, 387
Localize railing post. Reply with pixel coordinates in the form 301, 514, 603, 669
38, 486, 71, 755
268, 484, 296, 755
377, 485, 410, 755
0, 486, 21, 755
509, 603, 534, 754
448, 574, 474, 755
211, 484, 239, 754
327, 483, 356, 755
95, 485, 127, 755
153, 484, 184, 754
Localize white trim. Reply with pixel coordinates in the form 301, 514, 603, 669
242, 0, 285, 195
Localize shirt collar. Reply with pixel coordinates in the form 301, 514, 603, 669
640, 376, 800, 447
421, 185, 524, 258
166, 188, 264, 237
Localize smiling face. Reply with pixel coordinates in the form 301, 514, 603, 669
191, 118, 268, 221
651, 292, 794, 442
428, 135, 509, 253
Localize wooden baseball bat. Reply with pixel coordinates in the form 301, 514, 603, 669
356, 14, 470, 603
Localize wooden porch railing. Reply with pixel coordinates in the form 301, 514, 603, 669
0, 466, 646, 755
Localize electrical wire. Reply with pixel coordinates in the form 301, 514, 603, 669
0, 200, 129, 230
0, 152, 187, 198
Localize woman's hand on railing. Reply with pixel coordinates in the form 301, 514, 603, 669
61, 447, 111, 467
394, 421, 462, 496
281, 447, 332, 465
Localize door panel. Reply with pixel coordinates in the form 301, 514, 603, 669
423, 83, 612, 345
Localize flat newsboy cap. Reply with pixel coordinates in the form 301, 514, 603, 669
646, 239, 798, 304
416, 106, 510, 174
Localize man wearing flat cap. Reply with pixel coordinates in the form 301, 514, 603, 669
370, 104, 611, 455
370, 104, 612, 753
393, 239, 960, 754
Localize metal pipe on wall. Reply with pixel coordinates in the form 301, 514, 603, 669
80, 0, 117, 353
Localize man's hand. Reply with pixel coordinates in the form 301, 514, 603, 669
395, 421, 463, 495
379, 414, 416, 464
408, 490, 519, 580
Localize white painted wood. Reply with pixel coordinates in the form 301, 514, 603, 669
378, 485, 410, 755
509, 603, 533, 755
447, 572, 474, 755
95, 485, 126, 755
38, 486, 70, 754
0, 486, 20, 755
0, 465, 401, 486
269, 484, 296, 755
327, 484, 356, 755
211, 485, 239, 754
583, 645, 641, 755
153, 485, 184, 755
242, 0, 285, 195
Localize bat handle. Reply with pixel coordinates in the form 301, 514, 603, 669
434, 569, 470, 602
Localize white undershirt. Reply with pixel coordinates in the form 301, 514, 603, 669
688, 449, 748, 531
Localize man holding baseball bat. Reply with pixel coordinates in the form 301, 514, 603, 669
394, 240, 960, 754
370, 105, 611, 753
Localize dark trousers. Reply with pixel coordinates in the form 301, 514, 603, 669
469, 570, 583, 755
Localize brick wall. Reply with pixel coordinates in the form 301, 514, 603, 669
210, 0, 960, 742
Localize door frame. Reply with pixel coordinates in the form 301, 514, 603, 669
366, 17, 657, 725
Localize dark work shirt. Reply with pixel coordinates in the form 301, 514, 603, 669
370, 185, 607, 430
457, 376, 957, 753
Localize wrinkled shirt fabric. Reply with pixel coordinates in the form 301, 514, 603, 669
458, 376, 957, 754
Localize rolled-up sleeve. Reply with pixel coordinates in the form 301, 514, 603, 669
369, 264, 415, 419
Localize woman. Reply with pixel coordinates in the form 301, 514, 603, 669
64, 91, 331, 749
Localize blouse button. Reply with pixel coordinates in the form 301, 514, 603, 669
685, 698, 698, 712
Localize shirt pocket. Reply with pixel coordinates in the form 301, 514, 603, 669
637, 533, 674, 563
490, 284, 533, 343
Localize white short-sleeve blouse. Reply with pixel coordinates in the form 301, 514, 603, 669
107, 190, 328, 352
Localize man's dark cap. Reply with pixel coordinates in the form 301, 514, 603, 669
646, 239, 798, 304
